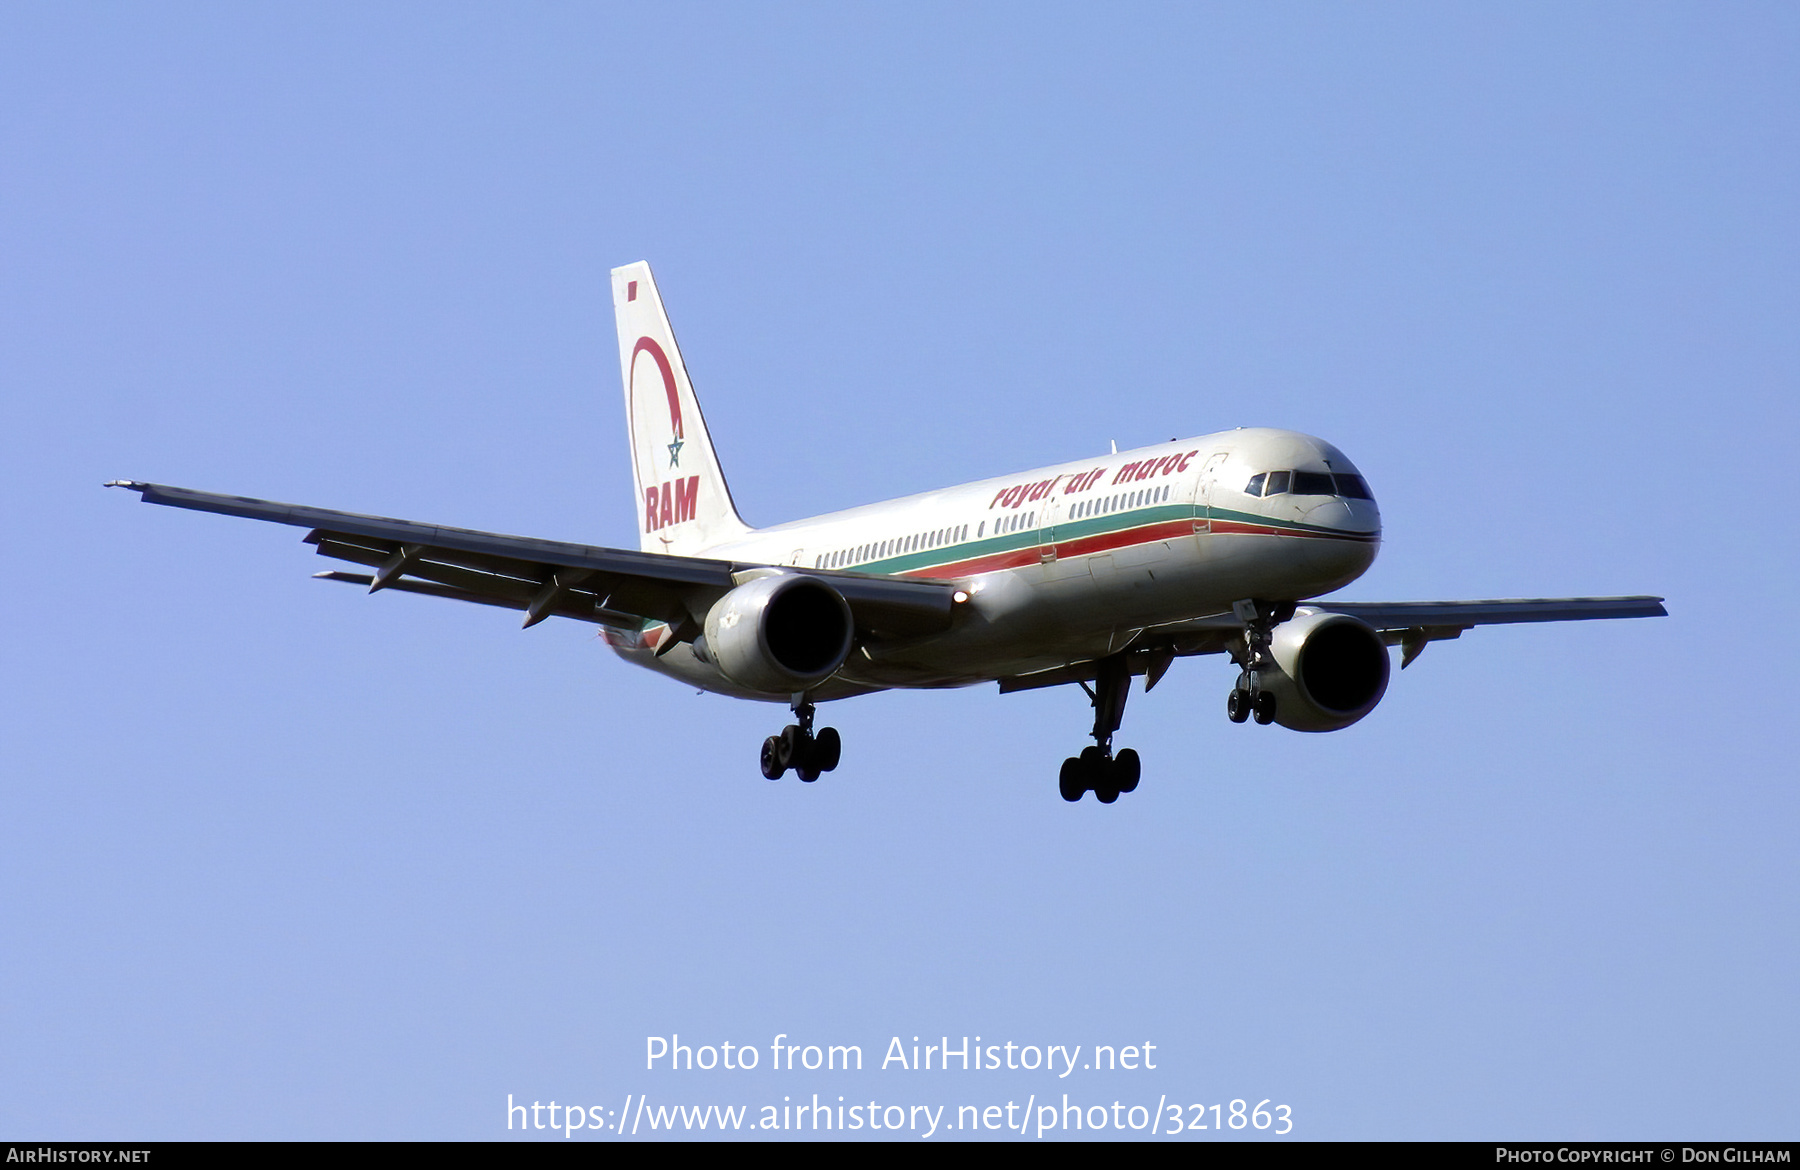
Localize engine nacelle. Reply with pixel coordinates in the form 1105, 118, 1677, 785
1261, 609, 1390, 732
700, 574, 854, 695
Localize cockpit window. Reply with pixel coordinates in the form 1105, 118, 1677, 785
1333, 473, 1372, 500
1264, 470, 1291, 496
1291, 471, 1335, 495
1243, 473, 1267, 497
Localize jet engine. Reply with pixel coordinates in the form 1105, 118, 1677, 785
699, 574, 854, 695
1260, 609, 1390, 732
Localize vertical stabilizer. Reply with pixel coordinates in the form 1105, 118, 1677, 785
612, 262, 752, 555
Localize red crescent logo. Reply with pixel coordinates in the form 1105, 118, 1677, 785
632, 336, 683, 440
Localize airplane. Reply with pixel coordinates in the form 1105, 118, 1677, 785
108, 261, 1666, 803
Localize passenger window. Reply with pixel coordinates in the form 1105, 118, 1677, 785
1265, 470, 1291, 496
1245, 473, 1266, 497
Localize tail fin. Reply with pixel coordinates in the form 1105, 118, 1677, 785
612, 262, 752, 555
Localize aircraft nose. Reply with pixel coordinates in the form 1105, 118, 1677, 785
1302, 497, 1381, 538
1302, 498, 1352, 529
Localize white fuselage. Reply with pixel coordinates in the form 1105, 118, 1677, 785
606, 427, 1381, 700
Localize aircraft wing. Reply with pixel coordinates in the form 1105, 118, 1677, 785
106, 481, 957, 641
999, 595, 1665, 693
1307, 596, 1667, 666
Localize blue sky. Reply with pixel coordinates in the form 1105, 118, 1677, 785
2, 3, 1795, 1140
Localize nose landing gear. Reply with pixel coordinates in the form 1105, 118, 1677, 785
1059, 654, 1143, 803
759, 695, 842, 782
1227, 684, 1278, 724
1226, 599, 1292, 728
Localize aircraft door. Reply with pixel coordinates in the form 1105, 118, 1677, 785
1038, 489, 1065, 564
1195, 451, 1229, 533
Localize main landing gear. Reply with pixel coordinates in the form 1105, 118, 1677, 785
1226, 599, 1293, 727
760, 695, 842, 782
1059, 654, 1142, 804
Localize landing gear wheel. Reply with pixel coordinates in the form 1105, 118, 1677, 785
778, 725, 815, 780
1082, 745, 1121, 803
760, 736, 785, 780
1058, 758, 1085, 802
1252, 691, 1277, 725
1227, 688, 1250, 723
1113, 748, 1140, 794
778, 724, 805, 768
813, 726, 842, 773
